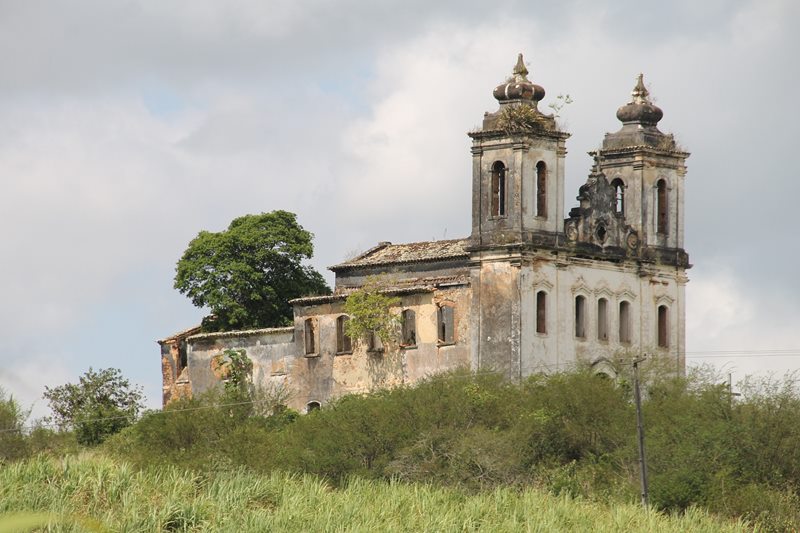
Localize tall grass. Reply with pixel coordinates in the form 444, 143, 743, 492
0, 454, 748, 532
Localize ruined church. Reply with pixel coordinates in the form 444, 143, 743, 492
160, 54, 690, 411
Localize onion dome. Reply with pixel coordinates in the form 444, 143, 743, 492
493, 53, 545, 104
617, 74, 664, 126
615, 73, 663, 126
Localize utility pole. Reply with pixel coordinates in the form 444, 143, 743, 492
633, 356, 649, 508
727, 373, 741, 408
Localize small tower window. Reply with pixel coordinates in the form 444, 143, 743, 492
597, 298, 609, 341
437, 305, 455, 344
536, 291, 547, 334
491, 161, 506, 217
611, 178, 625, 215
336, 315, 352, 354
536, 161, 547, 217
619, 301, 631, 344
575, 295, 586, 338
304, 318, 316, 355
657, 305, 669, 348
657, 179, 668, 234
401, 309, 417, 347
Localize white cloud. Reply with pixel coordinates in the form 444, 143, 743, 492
687, 265, 800, 383
0, 357, 73, 421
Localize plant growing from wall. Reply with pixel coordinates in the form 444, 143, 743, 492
211, 349, 254, 395
343, 277, 401, 346
547, 93, 573, 118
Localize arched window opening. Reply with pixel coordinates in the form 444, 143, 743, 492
657, 179, 668, 234
657, 305, 669, 348
336, 315, 352, 354
619, 301, 631, 344
536, 291, 547, 334
401, 309, 417, 347
597, 298, 609, 341
491, 161, 506, 217
437, 305, 455, 344
611, 178, 625, 215
575, 295, 586, 338
536, 161, 547, 217
306, 401, 321, 413
304, 318, 316, 355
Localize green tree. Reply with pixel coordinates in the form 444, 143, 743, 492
43, 368, 145, 446
0, 387, 29, 462
175, 210, 331, 331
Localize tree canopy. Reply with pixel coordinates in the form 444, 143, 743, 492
174, 210, 330, 331
43, 368, 145, 446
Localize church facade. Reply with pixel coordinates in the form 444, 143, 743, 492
159, 55, 690, 412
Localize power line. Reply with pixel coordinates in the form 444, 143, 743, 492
0, 397, 274, 435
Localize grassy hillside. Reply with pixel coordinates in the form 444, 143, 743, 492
0, 454, 748, 532
5, 368, 800, 531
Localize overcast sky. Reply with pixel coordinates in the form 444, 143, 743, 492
1, 0, 798, 416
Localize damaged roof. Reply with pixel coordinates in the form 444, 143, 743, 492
330, 238, 470, 271
290, 273, 470, 306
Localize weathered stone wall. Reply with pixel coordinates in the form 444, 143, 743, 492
290, 284, 471, 411
159, 327, 200, 406
178, 284, 472, 412
183, 327, 294, 401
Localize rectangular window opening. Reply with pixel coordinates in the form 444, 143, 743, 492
438, 305, 455, 344
598, 299, 608, 341
536, 291, 547, 334
304, 318, 316, 355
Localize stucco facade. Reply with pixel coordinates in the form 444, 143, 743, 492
159, 55, 690, 412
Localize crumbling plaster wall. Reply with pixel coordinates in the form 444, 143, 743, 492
291, 284, 471, 410
184, 327, 294, 405
178, 283, 473, 413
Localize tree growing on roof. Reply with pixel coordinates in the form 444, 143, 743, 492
175, 210, 331, 332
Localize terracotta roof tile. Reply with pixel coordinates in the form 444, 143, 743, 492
330, 239, 469, 270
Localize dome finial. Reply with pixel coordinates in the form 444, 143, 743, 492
492, 52, 544, 104
513, 53, 529, 82
631, 73, 650, 104
615, 72, 663, 126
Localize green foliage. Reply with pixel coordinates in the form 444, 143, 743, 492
174, 210, 331, 332
212, 349, 254, 395
95, 368, 800, 530
342, 276, 401, 345
547, 93, 574, 118
0, 387, 29, 463
497, 103, 552, 134
43, 368, 145, 446
0, 455, 750, 532
104, 386, 295, 472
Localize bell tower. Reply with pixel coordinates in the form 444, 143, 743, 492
469, 54, 570, 249
592, 74, 690, 257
